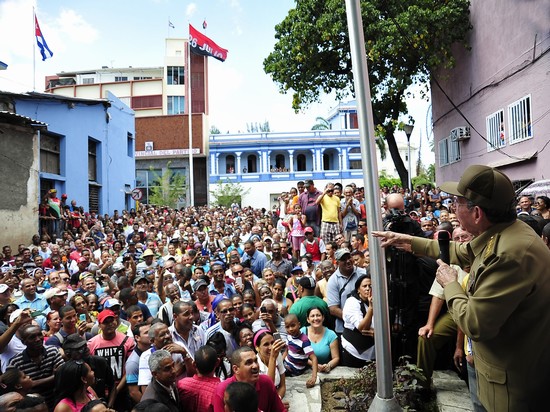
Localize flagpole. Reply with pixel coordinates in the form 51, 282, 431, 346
32, 7, 36, 91
187, 35, 195, 207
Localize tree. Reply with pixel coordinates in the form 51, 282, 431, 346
246, 121, 271, 133
264, 0, 471, 187
311, 116, 330, 130
147, 163, 187, 208
210, 179, 251, 208
210, 125, 221, 134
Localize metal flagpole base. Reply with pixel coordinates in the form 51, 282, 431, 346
368, 394, 403, 412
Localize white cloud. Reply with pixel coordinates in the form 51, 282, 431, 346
186, 3, 197, 19
55, 9, 99, 45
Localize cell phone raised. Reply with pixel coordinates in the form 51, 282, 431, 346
30, 310, 43, 318
273, 332, 281, 341
235, 277, 243, 288
79, 314, 87, 322
260, 306, 267, 314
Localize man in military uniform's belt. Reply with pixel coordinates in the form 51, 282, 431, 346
374, 165, 550, 412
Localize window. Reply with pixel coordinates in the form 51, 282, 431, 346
167, 66, 185, 85
82, 78, 94, 85
323, 153, 330, 170
133, 76, 152, 80
449, 139, 461, 163
114, 76, 128, 82
127, 132, 134, 157
226, 155, 235, 173
167, 96, 185, 114
88, 140, 97, 182
439, 138, 449, 166
275, 154, 285, 169
89, 185, 100, 213
40, 134, 60, 175
349, 113, 358, 129
297, 154, 306, 171
247, 155, 257, 173
348, 147, 361, 154
136, 169, 162, 204
132, 95, 162, 109
486, 110, 505, 151
508, 95, 532, 144
349, 160, 362, 169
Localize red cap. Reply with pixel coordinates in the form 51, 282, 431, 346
97, 309, 116, 324
61, 194, 68, 199
77, 256, 89, 263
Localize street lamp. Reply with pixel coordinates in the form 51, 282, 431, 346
403, 123, 414, 193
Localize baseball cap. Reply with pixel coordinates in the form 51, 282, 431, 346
77, 256, 89, 264
97, 309, 116, 324
9, 309, 24, 324
298, 276, 316, 289
439, 164, 516, 211
61, 194, 68, 199
63, 333, 87, 350
104, 298, 121, 309
43, 287, 68, 300
304, 179, 313, 188
304, 227, 314, 234
335, 248, 351, 261
133, 275, 150, 285
192, 279, 208, 292
79, 272, 93, 281
291, 266, 304, 274
0, 284, 8, 294
48, 188, 57, 194
112, 262, 125, 272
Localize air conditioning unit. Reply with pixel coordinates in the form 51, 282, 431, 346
450, 126, 471, 142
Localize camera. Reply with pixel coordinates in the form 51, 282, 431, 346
383, 208, 405, 231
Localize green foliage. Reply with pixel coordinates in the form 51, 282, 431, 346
147, 163, 187, 208
412, 174, 433, 188
264, 0, 471, 187
210, 125, 221, 134
311, 116, 330, 130
379, 172, 401, 189
210, 179, 251, 207
330, 357, 434, 411
247, 121, 271, 133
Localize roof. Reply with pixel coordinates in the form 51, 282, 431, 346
0, 111, 47, 128
56, 66, 163, 77
0, 90, 111, 108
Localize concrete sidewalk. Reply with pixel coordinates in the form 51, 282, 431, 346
284, 367, 473, 411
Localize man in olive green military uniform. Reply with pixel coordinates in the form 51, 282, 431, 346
374, 165, 550, 412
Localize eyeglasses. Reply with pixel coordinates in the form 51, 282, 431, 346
219, 307, 235, 314
358, 224, 366, 227
233, 270, 243, 275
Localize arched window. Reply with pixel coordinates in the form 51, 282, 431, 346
226, 155, 235, 174
323, 153, 331, 170
247, 154, 257, 173
275, 154, 285, 169
297, 154, 306, 171
348, 147, 361, 153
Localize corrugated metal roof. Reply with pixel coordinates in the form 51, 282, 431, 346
0, 90, 110, 107
0, 111, 48, 127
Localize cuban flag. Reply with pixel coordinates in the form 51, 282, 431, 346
35, 14, 53, 61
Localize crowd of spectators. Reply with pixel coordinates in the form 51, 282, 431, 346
0, 178, 548, 412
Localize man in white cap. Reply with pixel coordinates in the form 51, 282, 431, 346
374, 164, 550, 412
326, 248, 366, 334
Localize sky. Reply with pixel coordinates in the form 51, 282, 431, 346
0, 0, 433, 162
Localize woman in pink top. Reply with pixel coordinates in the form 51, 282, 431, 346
53, 360, 98, 412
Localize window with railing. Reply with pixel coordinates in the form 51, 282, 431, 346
486, 109, 505, 151
508, 95, 532, 144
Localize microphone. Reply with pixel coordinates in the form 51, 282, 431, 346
437, 230, 451, 264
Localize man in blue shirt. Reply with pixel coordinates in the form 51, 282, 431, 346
241, 241, 267, 278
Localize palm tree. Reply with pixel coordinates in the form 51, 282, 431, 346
311, 117, 330, 130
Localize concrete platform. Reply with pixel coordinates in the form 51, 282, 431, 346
284, 367, 473, 411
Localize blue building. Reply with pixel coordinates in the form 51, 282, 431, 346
3, 91, 135, 215
208, 101, 416, 209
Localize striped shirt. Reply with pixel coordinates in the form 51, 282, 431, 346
283, 332, 313, 374
8, 345, 64, 409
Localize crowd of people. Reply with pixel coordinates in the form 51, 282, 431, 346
0, 174, 549, 412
